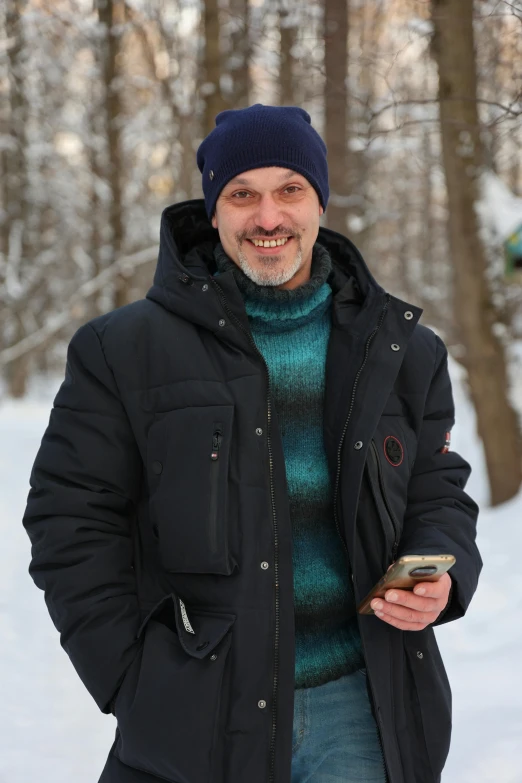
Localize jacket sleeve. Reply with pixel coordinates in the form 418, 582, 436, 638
23, 322, 142, 713
399, 334, 482, 625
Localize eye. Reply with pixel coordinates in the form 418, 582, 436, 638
284, 185, 301, 194
231, 190, 251, 199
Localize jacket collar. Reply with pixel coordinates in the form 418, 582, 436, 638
146, 199, 409, 334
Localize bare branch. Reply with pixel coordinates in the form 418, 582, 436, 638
369, 97, 521, 123
0, 246, 158, 368
499, 0, 522, 23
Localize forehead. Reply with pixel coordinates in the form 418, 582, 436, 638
225, 167, 307, 188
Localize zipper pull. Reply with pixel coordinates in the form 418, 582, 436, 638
211, 431, 222, 461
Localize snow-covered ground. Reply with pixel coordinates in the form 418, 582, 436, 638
1, 364, 521, 783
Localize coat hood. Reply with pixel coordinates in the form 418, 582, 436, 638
146, 199, 387, 333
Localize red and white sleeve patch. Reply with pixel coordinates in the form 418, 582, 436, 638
441, 431, 451, 453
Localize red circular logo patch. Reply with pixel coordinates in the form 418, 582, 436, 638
384, 435, 404, 467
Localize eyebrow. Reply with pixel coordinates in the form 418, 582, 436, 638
228, 170, 301, 187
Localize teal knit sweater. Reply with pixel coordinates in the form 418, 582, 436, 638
214, 243, 364, 689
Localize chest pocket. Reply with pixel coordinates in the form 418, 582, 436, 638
368, 417, 415, 557
147, 405, 237, 575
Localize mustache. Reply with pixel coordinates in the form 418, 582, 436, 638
237, 227, 301, 242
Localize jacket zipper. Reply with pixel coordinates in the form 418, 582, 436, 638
369, 440, 399, 561
331, 294, 391, 783
209, 278, 280, 783
209, 425, 223, 554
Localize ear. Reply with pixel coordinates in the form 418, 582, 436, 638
211, 213, 218, 229
319, 205, 324, 216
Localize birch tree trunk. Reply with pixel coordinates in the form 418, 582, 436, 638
431, 0, 522, 505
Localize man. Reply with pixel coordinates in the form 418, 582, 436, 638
23, 105, 481, 783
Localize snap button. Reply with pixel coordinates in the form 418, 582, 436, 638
196, 641, 210, 651
256, 428, 263, 436
210, 653, 218, 661
354, 441, 363, 450
261, 561, 269, 570
152, 461, 163, 475
218, 319, 226, 327
417, 651, 423, 660
391, 344, 401, 352
202, 284, 209, 292
209, 170, 214, 180
404, 311, 413, 320
258, 700, 267, 709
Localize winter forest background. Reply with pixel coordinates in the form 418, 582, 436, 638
1, 0, 522, 781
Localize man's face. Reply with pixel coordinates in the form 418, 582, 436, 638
211, 167, 324, 290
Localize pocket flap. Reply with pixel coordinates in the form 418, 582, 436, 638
137, 593, 235, 659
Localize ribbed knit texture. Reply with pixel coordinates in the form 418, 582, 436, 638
213, 243, 364, 689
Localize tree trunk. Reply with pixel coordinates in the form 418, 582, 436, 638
431, 0, 522, 505
279, 5, 297, 106
178, 112, 197, 200
227, 0, 251, 108
509, 124, 522, 197
96, 0, 128, 309
3, 0, 30, 397
344, 0, 384, 260
202, 0, 228, 137
323, 0, 349, 235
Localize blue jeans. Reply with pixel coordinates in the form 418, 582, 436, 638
291, 669, 387, 782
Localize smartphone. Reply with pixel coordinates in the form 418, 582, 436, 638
357, 554, 456, 616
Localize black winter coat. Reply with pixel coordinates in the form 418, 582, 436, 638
23, 200, 481, 783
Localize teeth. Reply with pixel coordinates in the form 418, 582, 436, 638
252, 237, 290, 247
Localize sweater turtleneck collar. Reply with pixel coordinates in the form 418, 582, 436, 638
213, 241, 334, 334
213, 241, 333, 303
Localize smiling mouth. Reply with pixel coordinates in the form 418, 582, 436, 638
247, 236, 292, 249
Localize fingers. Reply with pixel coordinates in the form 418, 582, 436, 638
371, 597, 439, 631
370, 573, 452, 632
385, 589, 439, 613
371, 610, 436, 632
413, 572, 452, 600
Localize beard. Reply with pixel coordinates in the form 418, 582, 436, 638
235, 234, 303, 287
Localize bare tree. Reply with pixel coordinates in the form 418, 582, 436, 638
202, 0, 228, 136
2, 0, 521, 425
96, 0, 128, 308
323, 0, 349, 235
226, 0, 251, 108
279, 2, 297, 106
431, 0, 522, 505
344, 0, 386, 261
2, 0, 31, 397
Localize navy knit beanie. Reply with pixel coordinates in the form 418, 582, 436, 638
197, 104, 329, 218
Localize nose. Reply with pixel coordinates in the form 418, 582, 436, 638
253, 194, 285, 232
